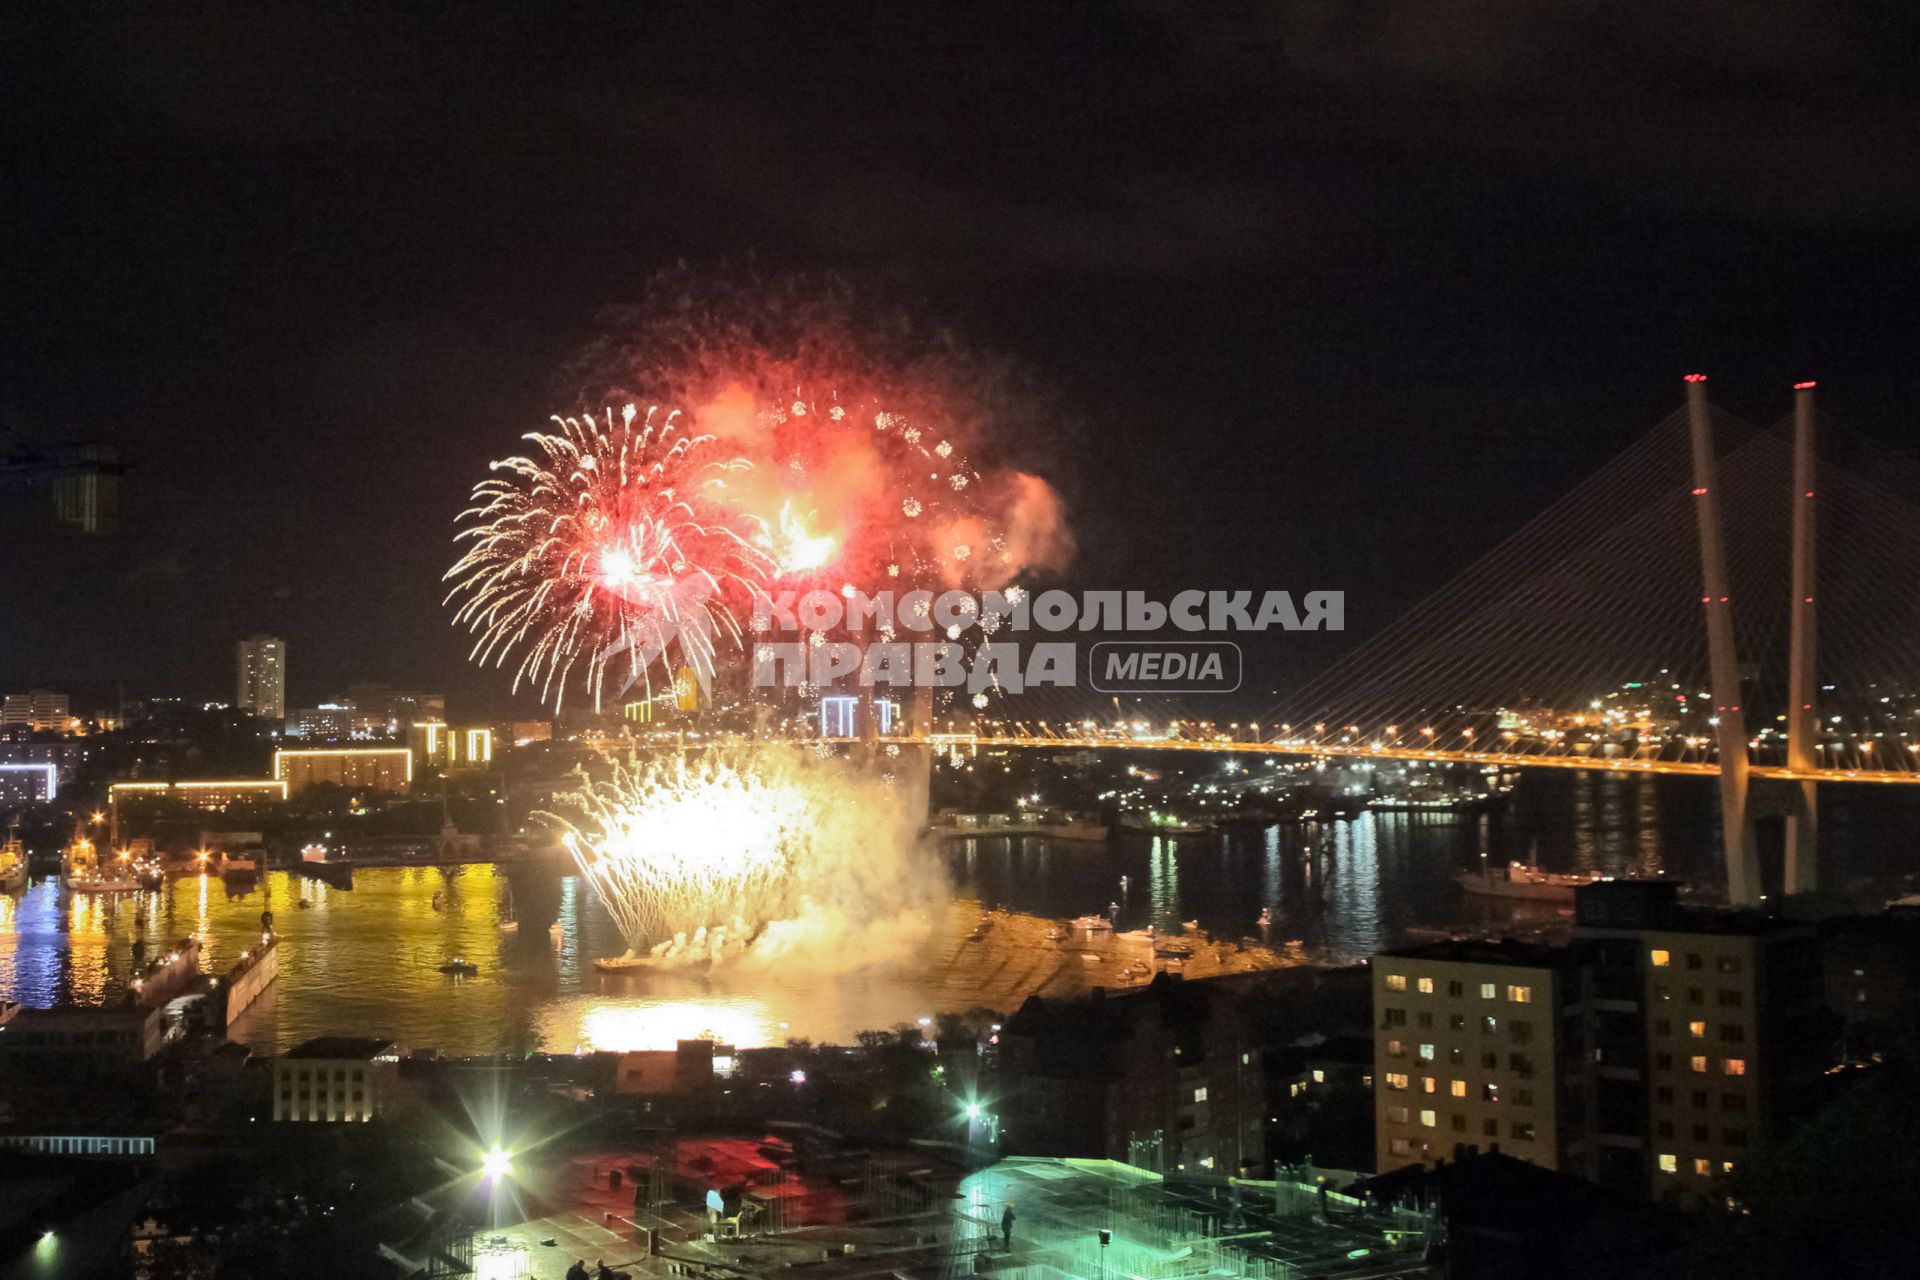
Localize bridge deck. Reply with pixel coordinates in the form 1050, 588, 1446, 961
846, 735, 1920, 785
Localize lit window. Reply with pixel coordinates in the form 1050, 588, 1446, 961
1312, 1069, 1325, 1083
1507, 985, 1533, 1004
1723, 1058, 1747, 1077
1422, 1077, 1437, 1093
1451, 1079, 1467, 1098
1386, 974, 1407, 992
1479, 982, 1497, 999
1388, 1040, 1405, 1057
1651, 949, 1672, 967
1193, 1087, 1208, 1102
1693, 1158, 1711, 1176
1418, 1043, 1436, 1061
1386, 1073, 1409, 1090
1690, 1056, 1708, 1074
1722, 1160, 1735, 1174
1689, 1021, 1707, 1038
1419, 1110, 1437, 1128
1417, 977, 1435, 994
1659, 1153, 1678, 1173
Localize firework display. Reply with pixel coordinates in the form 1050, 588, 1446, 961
444, 405, 771, 710
553, 750, 806, 955
451, 276, 1073, 971
549, 746, 929, 963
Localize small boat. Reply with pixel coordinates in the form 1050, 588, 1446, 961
1045, 922, 1071, 941
1072, 914, 1114, 933
438, 957, 479, 976
0, 832, 27, 894
73, 875, 142, 893
219, 851, 259, 881
1456, 860, 1609, 903
296, 898, 314, 910
1256, 907, 1272, 926
967, 926, 987, 942
1154, 939, 1195, 960
592, 952, 653, 973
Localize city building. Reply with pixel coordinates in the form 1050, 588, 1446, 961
285, 689, 444, 741
284, 704, 357, 740
462, 727, 493, 765
0, 739, 97, 789
345, 684, 444, 734
1370, 882, 1831, 1204
109, 779, 288, 813
2, 689, 72, 732
613, 1040, 720, 1096
235, 635, 287, 722
408, 722, 493, 768
0, 1005, 167, 1074
1357, 1149, 1684, 1278
814, 693, 899, 738
409, 720, 450, 763
1821, 903, 1920, 1055
997, 973, 1265, 1175
1371, 939, 1571, 1174
1570, 881, 1828, 1202
0, 761, 58, 803
509, 720, 551, 744
272, 1037, 401, 1122
274, 747, 413, 794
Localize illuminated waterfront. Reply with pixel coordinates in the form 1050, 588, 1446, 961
4, 771, 1916, 1056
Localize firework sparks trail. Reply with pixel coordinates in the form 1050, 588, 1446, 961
552, 751, 805, 955
449, 276, 1072, 714
443, 405, 772, 710
548, 746, 936, 965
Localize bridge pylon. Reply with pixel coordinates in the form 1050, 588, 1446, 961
1784, 381, 1820, 894
1685, 375, 1761, 904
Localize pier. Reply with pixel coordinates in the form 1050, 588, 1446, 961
217, 933, 279, 1028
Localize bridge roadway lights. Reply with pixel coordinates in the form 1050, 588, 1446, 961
837, 734, 1920, 784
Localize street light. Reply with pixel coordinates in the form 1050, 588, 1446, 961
480, 1145, 512, 1182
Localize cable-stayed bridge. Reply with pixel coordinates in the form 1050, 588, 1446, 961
829, 378, 1920, 905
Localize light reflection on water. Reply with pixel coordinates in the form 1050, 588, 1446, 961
3, 772, 1914, 1054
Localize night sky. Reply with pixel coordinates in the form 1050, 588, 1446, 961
6, 2, 1919, 716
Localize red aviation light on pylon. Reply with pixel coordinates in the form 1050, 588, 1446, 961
1684, 374, 1708, 383
1794, 381, 1817, 390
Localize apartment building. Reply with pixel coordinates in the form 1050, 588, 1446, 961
1372, 940, 1572, 1173
1373, 882, 1831, 1205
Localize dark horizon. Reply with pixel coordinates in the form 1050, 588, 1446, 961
8, 3, 1920, 716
